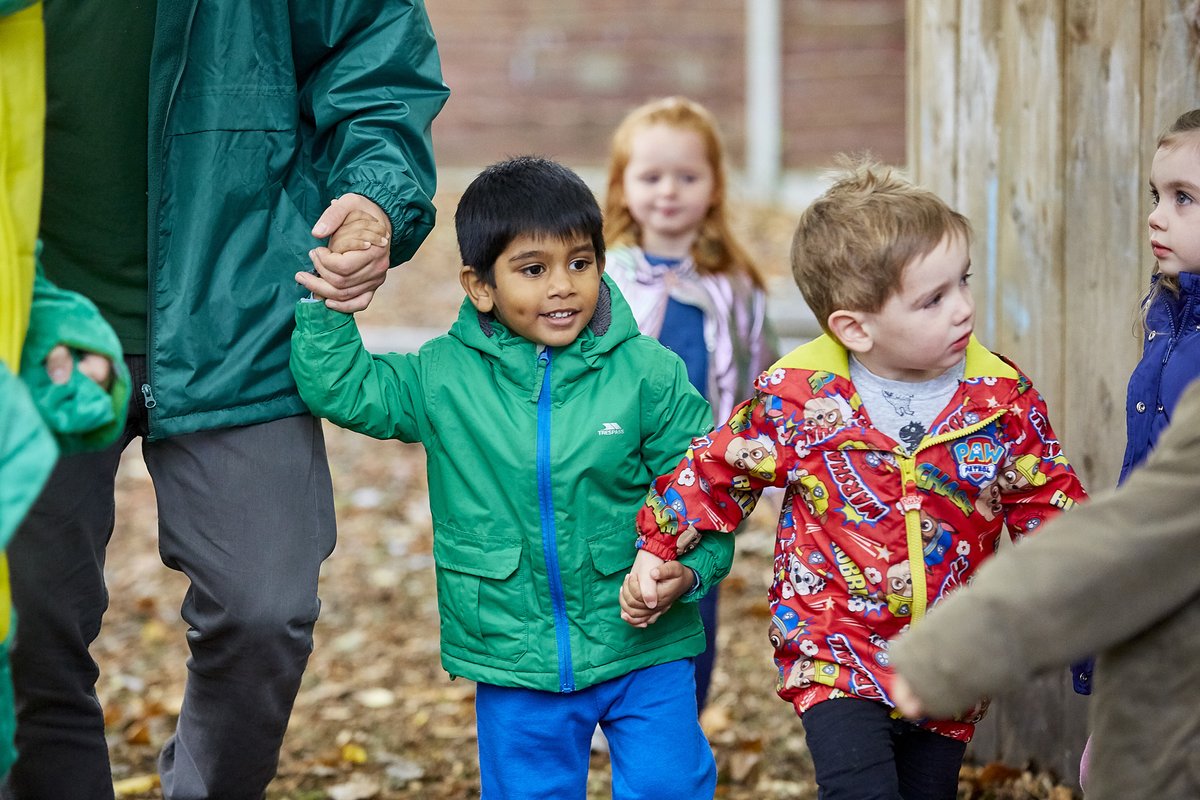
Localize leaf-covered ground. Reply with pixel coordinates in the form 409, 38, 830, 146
95, 194, 1080, 799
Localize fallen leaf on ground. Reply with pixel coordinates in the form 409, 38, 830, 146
113, 774, 160, 796
327, 777, 381, 800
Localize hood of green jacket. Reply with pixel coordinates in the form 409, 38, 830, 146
0, 0, 36, 17
0, 369, 55, 549
447, 274, 640, 397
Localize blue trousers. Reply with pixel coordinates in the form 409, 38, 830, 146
801, 697, 966, 800
476, 659, 716, 799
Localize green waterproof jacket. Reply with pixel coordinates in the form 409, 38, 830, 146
291, 278, 734, 691
140, 1, 446, 439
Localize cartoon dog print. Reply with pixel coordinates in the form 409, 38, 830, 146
725, 435, 778, 482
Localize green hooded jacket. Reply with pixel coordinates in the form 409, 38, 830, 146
65, 0, 447, 440
291, 278, 734, 691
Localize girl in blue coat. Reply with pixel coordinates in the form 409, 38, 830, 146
1074, 107, 1200, 788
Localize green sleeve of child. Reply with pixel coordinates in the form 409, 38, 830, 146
0, 367, 55, 547
677, 530, 735, 601
290, 301, 428, 443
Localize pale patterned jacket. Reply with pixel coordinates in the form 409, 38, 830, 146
606, 245, 777, 424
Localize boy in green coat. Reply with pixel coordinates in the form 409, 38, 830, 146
291, 156, 729, 798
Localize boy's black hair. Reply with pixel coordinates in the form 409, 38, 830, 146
455, 156, 605, 284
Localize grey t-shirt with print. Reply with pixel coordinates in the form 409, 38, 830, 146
849, 357, 965, 453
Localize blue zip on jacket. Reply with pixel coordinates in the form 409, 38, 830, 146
535, 348, 574, 692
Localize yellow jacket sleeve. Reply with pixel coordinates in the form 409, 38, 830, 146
0, 2, 44, 370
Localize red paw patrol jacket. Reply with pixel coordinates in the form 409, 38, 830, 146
637, 334, 1087, 741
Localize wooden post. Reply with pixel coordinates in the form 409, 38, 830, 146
953, 3, 1002, 344
905, 0, 960, 201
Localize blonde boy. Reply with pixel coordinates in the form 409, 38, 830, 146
625, 160, 1086, 799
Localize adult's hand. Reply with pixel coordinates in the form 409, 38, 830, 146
307, 193, 393, 313
889, 674, 926, 719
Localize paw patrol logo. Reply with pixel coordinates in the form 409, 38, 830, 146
952, 437, 1004, 485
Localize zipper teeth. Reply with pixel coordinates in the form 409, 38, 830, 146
912, 409, 1007, 454
901, 408, 1006, 622
536, 350, 573, 692
146, 4, 200, 437
898, 456, 928, 622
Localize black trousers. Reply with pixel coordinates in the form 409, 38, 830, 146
802, 697, 967, 800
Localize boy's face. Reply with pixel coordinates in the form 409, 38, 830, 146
460, 232, 603, 348
848, 232, 974, 381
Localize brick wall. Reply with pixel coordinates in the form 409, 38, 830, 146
426, 0, 906, 171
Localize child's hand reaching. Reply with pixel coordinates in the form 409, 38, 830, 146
45, 345, 113, 389
326, 209, 391, 254
620, 548, 696, 628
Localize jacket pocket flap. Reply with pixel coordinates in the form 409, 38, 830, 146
168, 90, 298, 134
433, 530, 522, 580
586, 526, 638, 577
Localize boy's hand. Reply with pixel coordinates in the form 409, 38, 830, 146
620, 550, 696, 628
299, 193, 393, 313
326, 209, 390, 255
45, 345, 113, 389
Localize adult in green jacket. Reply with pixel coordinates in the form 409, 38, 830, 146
9, 2, 448, 798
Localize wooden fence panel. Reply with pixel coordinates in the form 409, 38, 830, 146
908, 0, 1200, 785
993, 0, 1066, 408
1142, 0, 1200, 154
953, 3, 1002, 343
906, 0, 960, 200
956, 0, 1001, 727
980, 4, 1074, 779
1062, 4, 1145, 499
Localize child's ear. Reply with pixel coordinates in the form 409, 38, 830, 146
827, 309, 872, 354
460, 267, 495, 313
